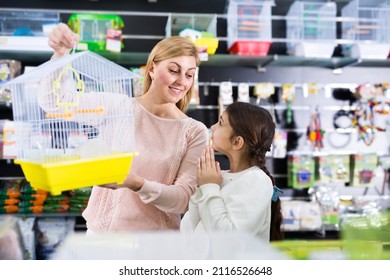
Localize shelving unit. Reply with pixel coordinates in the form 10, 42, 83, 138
1, 1, 390, 247
0, 2, 389, 68
3, 48, 390, 70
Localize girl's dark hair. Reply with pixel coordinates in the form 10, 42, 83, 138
226, 102, 284, 241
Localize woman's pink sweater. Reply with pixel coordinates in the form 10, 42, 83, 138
82, 99, 209, 232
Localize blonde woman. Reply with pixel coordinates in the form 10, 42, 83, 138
49, 23, 208, 233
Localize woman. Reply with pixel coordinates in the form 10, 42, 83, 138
181, 102, 284, 242
49, 23, 209, 233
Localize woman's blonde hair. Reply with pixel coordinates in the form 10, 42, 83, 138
143, 36, 200, 112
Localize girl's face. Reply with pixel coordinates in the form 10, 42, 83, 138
210, 111, 234, 154
150, 56, 197, 104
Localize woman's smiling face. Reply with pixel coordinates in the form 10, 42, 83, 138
151, 56, 197, 104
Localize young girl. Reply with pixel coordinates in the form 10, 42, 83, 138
181, 102, 283, 242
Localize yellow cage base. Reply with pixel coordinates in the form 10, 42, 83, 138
14, 153, 136, 196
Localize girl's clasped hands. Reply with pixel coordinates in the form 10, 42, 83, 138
197, 147, 222, 187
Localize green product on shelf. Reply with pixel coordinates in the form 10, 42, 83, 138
72, 187, 92, 196
322, 212, 339, 225
272, 240, 345, 260
18, 204, 69, 214
19, 193, 47, 201
19, 180, 36, 194
0, 205, 18, 213
69, 196, 90, 204
341, 211, 390, 260
18, 201, 43, 207
68, 13, 124, 52
69, 205, 87, 213
273, 213, 390, 260
45, 193, 69, 204
316, 154, 350, 184
288, 154, 315, 188
350, 153, 378, 187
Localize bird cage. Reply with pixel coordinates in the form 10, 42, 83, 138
0, 9, 60, 36
342, 0, 390, 59
68, 13, 124, 52
226, 0, 274, 56
286, 1, 337, 58
165, 13, 219, 57
4, 51, 137, 195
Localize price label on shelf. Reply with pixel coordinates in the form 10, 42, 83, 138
106, 29, 122, 53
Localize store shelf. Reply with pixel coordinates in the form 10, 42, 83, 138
205, 54, 390, 69
98, 51, 150, 66
3, 49, 390, 69
0, 50, 52, 65
0, 103, 12, 108
0, 212, 82, 218
284, 229, 340, 240
0, 159, 24, 178
111, 53, 390, 69
0, 36, 53, 51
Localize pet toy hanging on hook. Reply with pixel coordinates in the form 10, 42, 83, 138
351, 100, 390, 146
282, 84, 295, 124
351, 83, 390, 146
306, 106, 325, 150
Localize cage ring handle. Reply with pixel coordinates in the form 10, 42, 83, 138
52, 64, 85, 108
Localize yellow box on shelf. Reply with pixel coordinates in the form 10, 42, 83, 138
166, 13, 219, 56
195, 37, 219, 55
